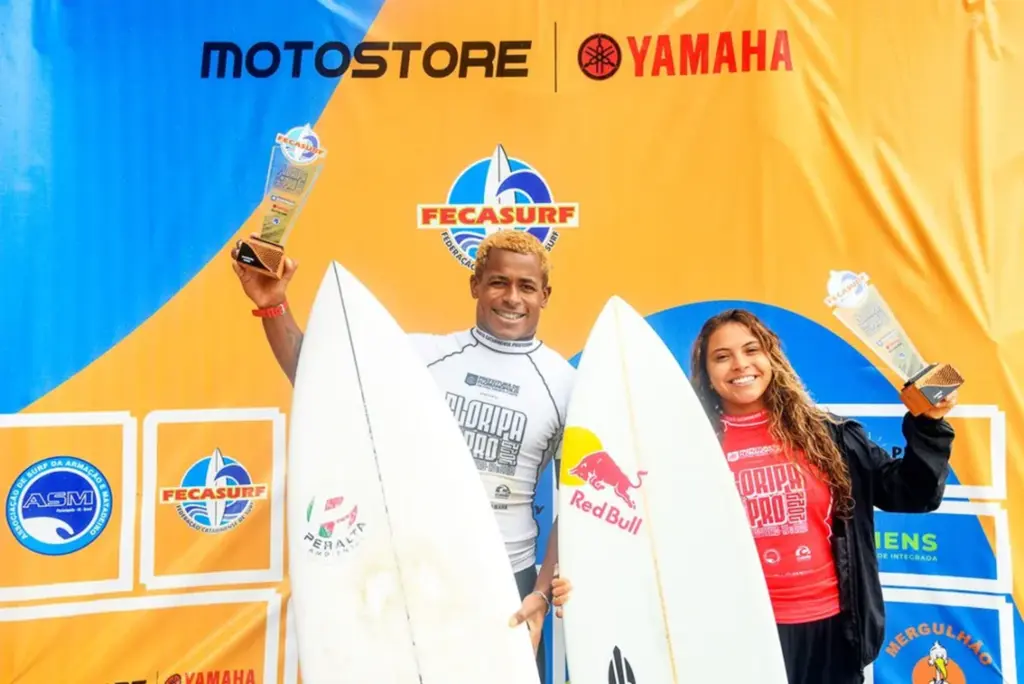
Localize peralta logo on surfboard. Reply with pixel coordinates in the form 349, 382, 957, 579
303, 493, 366, 559
158, 448, 267, 534
416, 144, 580, 269
884, 620, 999, 683
560, 426, 645, 536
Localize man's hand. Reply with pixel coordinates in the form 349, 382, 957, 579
508, 591, 549, 654
551, 576, 572, 617
230, 234, 299, 309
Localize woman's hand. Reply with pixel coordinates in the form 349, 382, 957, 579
922, 390, 958, 420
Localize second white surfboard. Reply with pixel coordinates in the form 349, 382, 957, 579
558, 295, 787, 684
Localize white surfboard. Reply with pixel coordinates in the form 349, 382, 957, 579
557, 296, 787, 684
286, 261, 539, 684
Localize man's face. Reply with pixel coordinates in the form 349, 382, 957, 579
470, 248, 550, 340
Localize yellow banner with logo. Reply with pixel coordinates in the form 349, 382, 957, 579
1, 2, 1020, 683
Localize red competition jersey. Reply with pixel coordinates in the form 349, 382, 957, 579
720, 410, 841, 624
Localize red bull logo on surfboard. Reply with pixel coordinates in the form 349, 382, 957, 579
560, 426, 645, 536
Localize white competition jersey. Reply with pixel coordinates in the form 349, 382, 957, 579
408, 326, 574, 573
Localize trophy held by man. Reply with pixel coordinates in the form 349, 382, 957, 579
235, 123, 327, 280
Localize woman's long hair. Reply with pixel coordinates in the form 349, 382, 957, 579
689, 309, 853, 519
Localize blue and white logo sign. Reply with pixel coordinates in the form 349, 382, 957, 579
6, 456, 113, 556
158, 448, 268, 534
825, 269, 870, 309
275, 123, 327, 166
416, 144, 581, 269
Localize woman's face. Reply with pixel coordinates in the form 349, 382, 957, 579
705, 322, 773, 415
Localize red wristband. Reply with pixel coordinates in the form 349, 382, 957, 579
252, 302, 287, 318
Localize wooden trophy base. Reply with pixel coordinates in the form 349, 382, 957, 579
899, 362, 965, 416
235, 236, 286, 280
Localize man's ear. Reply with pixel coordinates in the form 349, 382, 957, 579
469, 273, 480, 300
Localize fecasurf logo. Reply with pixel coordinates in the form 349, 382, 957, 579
578, 29, 793, 79
417, 144, 579, 269
201, 40, 531, 79
158, 448, 267, 534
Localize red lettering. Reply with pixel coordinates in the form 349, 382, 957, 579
742, 29, 766, 71
748, 494, 787, 527
714, 32, 737, 73
757, 497, 776, 524
624, 30, 790, 78
558, 206, 574, 224
771, 30, 793, 71
745, 498, 759, 525
627, 35, 651, 76
756, 496, 773, 524
652, 35, 674, 76
751, 467, 770, 494
768, 464, 789, 492
736, 469, 755, 497
569, 489, 642, 535
785, 491, 807, 523
607, 506, 620, 525
681, 34, 709, 74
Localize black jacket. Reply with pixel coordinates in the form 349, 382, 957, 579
826, 411, 956, 668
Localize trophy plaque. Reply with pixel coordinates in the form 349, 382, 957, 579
234, 123, 327, 279
824, 270, 964, 416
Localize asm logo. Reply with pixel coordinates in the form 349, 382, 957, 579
608, 645, 636, 683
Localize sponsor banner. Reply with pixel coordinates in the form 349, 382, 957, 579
2, 1, 1021, 683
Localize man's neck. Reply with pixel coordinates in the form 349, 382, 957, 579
471, 326, 541, 354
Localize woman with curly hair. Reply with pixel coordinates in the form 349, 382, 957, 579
550, 308, 957, 684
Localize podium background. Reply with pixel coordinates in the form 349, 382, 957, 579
2, 1, 1023, 682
